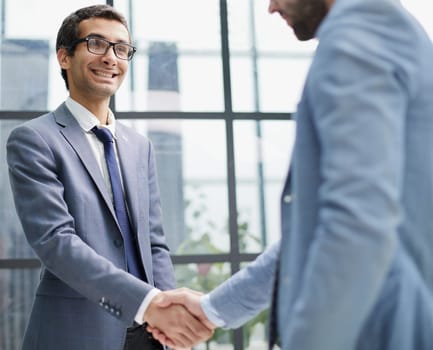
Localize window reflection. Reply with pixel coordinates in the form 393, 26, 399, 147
114, 0, 223, 112
228, 0, 316, 113
0, 121, 35, 259
0, 40, 49, 110
0, 0, 102, 111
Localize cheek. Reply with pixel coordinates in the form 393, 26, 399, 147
118, 63, 129, 78
121, 61, 129, 73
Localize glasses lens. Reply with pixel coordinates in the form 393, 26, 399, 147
114, 44, 133, 60
87, 38, 108, 55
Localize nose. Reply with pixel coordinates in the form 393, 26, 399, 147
268, 0, 278, 14
102, 46, 117, 65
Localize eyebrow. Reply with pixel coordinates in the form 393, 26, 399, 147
84, 33, 130, 44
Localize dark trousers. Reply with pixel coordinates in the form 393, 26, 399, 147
123, 323, 164, 350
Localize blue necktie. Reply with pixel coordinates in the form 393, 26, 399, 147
92, 126, 145, 280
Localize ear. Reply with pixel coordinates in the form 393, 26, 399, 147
57, 47, 71, 69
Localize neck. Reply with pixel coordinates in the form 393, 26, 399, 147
69, 95, 111, 125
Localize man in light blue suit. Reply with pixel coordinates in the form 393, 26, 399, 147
6, 5, 211, 350
149, 0, 433, 349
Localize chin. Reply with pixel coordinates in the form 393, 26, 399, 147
293, 24, 317, 41
295, 33, 315, 41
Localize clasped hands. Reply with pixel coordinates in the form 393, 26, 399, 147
143, 288, 216, 349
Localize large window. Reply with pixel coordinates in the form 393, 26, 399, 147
0, 0, 431, 349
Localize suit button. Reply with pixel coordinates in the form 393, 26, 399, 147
283, 194, 292, 203
113, 239, 123, 247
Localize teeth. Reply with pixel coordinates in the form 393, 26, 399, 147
94, 71, 113, 78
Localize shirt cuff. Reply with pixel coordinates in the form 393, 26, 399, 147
200, 294, 226, 328
134, 288, 161, 325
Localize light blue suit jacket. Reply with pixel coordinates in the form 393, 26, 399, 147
208, 0, 433, 349
7, 103, 175, 350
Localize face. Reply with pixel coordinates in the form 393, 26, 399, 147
268, 0, 330, 41
57, 18, 130, 105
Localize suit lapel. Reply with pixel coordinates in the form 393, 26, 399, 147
53, 104, 117, 220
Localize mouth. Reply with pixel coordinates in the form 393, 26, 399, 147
278, 10, 293, 26
92, 69, 118, 79
280, 12, 292, 26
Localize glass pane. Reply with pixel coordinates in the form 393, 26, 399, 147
121, 119, 229, 254
174, 262, 233, 350
0, 120, 35, 259
114, 0, 224, 112
0, 268, 39, 350
257, 57, 312, 112
0, 0, 102, 111
230, 56, 312, 113
228, 0, 316, 113
234, 120, 295, 253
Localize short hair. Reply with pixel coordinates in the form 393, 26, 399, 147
56, 5, 130, 90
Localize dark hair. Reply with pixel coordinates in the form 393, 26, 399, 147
56, 4, 130, 90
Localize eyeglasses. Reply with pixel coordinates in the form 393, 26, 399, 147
69, 36, 136, 61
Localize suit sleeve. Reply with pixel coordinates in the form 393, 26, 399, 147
206, 241, 280, 329
146, 140, 176, 291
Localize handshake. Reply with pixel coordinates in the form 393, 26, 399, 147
143, 288, 217, 349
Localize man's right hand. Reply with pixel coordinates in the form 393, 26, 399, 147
143, 291, 214, 348
146, 288, 216, 348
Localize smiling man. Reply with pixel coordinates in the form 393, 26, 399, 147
6, 5, 212, 350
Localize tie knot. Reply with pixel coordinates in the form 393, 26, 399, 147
92, 126, 113, 144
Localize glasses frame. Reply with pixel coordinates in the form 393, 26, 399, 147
69, 36, 137, 61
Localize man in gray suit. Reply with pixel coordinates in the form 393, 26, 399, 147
6, 5, 211, 350
148, 0, 433, 349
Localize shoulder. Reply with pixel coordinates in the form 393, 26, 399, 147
7, 104, 74, 152
9, 103, 70, 135
308, 0, 428, 95
8, 112, 56, 141
319, 0, 426, 49
115, 121, 155, 157
116, 121, 149, 142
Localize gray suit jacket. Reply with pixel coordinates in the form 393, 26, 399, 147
7, 103, 175, 350
208, 0, 433, 349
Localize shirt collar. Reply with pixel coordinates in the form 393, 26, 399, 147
65, 96, 116, 138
